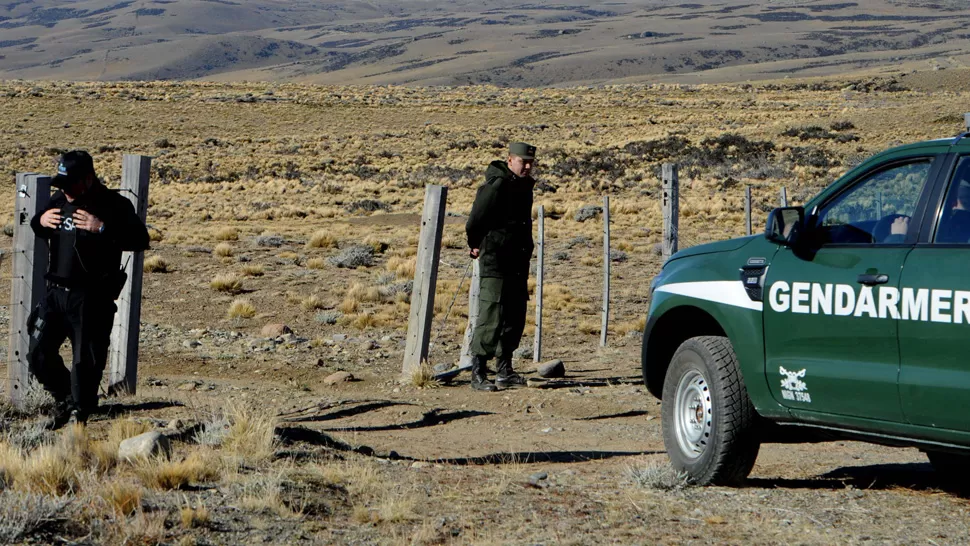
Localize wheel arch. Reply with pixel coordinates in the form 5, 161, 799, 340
641, 305, 727, 399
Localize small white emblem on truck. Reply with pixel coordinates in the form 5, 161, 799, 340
779, 366, 812, 403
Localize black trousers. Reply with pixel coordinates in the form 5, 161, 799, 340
27, 286, 117, 415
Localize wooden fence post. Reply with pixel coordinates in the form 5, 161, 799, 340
533, 206, 544, 362
107, 155, 151, 396
402, 185, 447, 377
662, 164, 679, 261
7, 173, 50, 408
745, 185, 752, 236
965, 113, 970, 132
600, 196, 610, 347
458, 260, 480, 370
780, 186, 788, 207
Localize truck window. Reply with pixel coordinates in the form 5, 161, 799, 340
934, 156, 970, 244
814, 160, 932, 245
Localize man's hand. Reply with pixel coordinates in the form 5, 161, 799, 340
72, 209, 104, 233
890, 215, 910, 236
39, 208, 63, 229
469, 248, 480, 259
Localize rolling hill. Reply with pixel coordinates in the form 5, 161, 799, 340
1, 0, 970, 86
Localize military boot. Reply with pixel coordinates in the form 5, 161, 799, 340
470, 356, 497, 392
495, 358, 526, 388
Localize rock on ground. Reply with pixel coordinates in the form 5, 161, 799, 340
261, 323, 293, 337
118, 431, 171, 462
537, 359, 565, 378
324, 371, 355, 385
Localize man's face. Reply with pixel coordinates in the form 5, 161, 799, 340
63, 175, 91, 199
507, 155, 535, 178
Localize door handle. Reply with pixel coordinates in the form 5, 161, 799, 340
857, 273, 889, 286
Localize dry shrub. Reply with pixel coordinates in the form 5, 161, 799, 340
210, 273, 243, 294
241, 264, 264, 277
407, 361, 440, 389
215, 227, 239, 241
97, 479, 143, 516
301, 294, 327, 311
616, 317, 646, 336
143, 255, 168, 273
0, 492, 70, 544
98, 510, 167, 545
222, 404, 278, 467
347, 311, 391, 330
578, 320, 600, 335
0, 443, 23, 488
228, 299, 256, 319
628, 459, 690, 491
239, 472, 299, 518
338, 297, 359, 314
214, 243, 234, 257
581, 255, 601, 267
364, 235, 390, 253
180, 497, 210, 529
148, 229, 164, 243
135, 451, 220, 491
18, 442, 81, 495
306, 257, 326, 269
385, 256, 416, 279
307, 231, 337, 249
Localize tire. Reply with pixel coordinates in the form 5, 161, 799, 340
661, 335, 760, 486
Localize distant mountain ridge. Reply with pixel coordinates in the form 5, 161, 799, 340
2, 0, 970, 86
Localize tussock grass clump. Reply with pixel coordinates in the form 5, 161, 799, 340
135, 451, 220, 491
616, 317, 646, 336
241, 264, 264, 277
628, 460, 691, 491
407, 362, 440, 389
306, 231, 337, 249
97, 479, 143, 516
238, 472, 300, 518
227, 299, 256, 319
210, 273, 243, 294
220, 403, 278, 467
338, 297, 359, 314
214, 243, 234, 257
385, 256, 416, 279
180, 497, 210, 529
306, 257, 326, 269
301, 294, 327, 311
143, 255, 168, 273
214, 227, 239, 241
363, 235, 390, 253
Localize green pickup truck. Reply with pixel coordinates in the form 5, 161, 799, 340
643, 131, 970, 485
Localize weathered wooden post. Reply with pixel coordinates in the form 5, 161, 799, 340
601, 196, 610, 347
7, 173, 50, 408
745, 185, 752, 236
780, 186, 788, 207
402, 185, 447, 377
458, 260, 480, 371
107, 155, 151, 396
662, 164, 679, 261
533, 206, 544, 362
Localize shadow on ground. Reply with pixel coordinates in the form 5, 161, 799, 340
749, 462, 970, 497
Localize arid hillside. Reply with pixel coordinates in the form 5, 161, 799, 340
2, 0, 970, 86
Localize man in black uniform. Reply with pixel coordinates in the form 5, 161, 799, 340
28, 151, 150, 428
466, 142, 537, 392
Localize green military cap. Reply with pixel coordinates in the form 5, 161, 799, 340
509, 142, 537, 159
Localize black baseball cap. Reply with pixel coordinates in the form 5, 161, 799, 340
52, 150, 95, 189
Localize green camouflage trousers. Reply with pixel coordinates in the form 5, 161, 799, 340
470, 276, 528, 360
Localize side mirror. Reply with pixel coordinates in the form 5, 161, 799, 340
765, 206, 805, 246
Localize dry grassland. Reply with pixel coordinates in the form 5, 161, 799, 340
0, 77, 968, 543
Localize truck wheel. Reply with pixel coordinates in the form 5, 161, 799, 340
661, 336, 760, 485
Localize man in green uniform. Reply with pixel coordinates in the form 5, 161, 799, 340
466, 142, 537, 391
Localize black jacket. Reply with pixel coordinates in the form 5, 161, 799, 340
31, 182, 150, 290
466, 160, 534, 278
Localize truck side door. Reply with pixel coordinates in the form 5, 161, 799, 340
764, 155, 943, 421
898, 153, 970, 431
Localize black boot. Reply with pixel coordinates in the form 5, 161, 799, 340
45, 399, 75, 431
470, 356, 497, 392
496, 359, 526, 388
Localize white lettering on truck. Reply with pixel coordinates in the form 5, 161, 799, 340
769, 282, 970, 324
